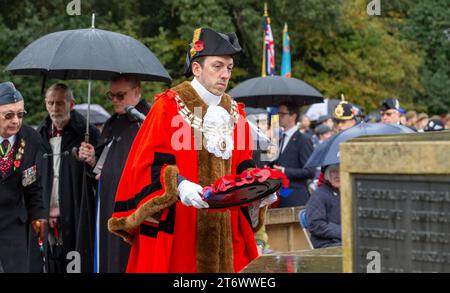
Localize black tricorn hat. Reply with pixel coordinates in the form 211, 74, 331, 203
183, 27, 242, 77
333, 101, 355, 121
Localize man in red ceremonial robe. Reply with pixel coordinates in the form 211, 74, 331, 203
107, 28, 273, 273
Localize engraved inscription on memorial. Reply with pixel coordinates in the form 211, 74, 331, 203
352, 175, 450, 273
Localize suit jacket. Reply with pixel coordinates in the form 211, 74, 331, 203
270, 130, 315, 207
0, 125, 45, 272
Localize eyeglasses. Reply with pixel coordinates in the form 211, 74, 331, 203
106, 87, 135, 101
1, 110, 27, 120
106, 91, 127, 101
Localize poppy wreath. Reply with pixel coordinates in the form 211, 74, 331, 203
202, 167, 289, 209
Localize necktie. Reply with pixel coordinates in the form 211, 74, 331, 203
279, 133, 287, 154
275, 133, 287, 165
0, 140, 12, 176
1, 139, 10, 155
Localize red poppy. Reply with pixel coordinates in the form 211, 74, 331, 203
210, 167, 289, 193
213, 174, 235, 193
14, 160, 21, 168
194, 41, 204, 52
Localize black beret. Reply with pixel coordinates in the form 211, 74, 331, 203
183, 27, 242, 77
0, 82, 24, 105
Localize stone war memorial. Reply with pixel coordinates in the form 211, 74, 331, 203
341, 132, 450, 273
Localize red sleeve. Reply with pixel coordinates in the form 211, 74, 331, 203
232, 102, 256, 175
112, 91, 179, 220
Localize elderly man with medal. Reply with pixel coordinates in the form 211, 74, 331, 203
0, 81, 47, 273
108, 28, 283, 273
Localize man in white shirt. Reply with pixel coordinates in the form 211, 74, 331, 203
270, 102, 315, 207
32, 83, 100, 272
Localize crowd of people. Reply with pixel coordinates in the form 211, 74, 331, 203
304, 99, 450, 138
250, 96, 449, 250
0, 74, 147, 273
0, 25, 448, 273
0, 27, 275, 273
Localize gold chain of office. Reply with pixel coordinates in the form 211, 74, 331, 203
174, 95, 239, 132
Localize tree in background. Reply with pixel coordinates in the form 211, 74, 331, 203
0, 0, 447, 125
273, 0, 422, 113
402, 0, 450, 114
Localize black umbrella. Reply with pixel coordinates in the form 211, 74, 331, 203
6, 15, 170, 272
228, 75, 323, 108
6, 14, 171, 143
305, 122, 414, 168
5, 18, 171, 83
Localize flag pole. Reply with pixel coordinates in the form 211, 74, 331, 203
261, 3, 268, 77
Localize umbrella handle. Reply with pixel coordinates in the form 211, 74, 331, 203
84, 132, 90, 144
72, 147, 82, 161
71, 133, 90, 161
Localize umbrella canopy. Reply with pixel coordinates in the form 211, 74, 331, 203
74, 103, 111, 125
305, 122, 414, 168
6, 15, 171, 143
228, 75, 323, 108
6, 28, 172, 83
304, 100, 328, 121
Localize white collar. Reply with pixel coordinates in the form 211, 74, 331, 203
0, 135, 16, 146
282, 125, 299, 138
191, 78, 222, 106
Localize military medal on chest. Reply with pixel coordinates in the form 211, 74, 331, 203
22, 165, 37, 187
15, 139, 26, 170
1, 140, 11, 161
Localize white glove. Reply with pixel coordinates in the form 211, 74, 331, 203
259, 193, 278, 208
177, 180, 209, 209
